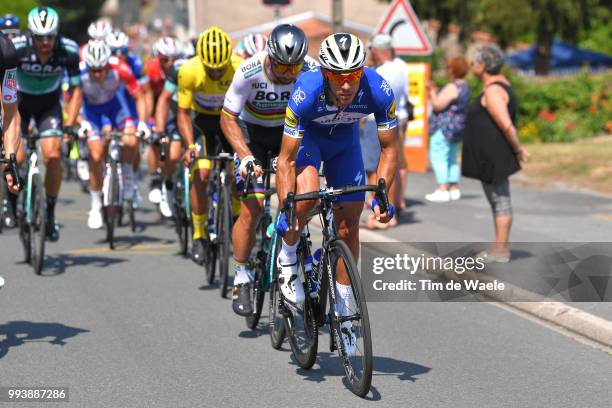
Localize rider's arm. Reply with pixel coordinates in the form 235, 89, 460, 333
276, 133, 301, 209
154, 88, 173, 133
3, 104, 20, 155
141, 81, 154, 119
176, 65, 196, 147
64, 46, 82, 127
118, 63, 147, 123
220, 68, 251, 159
373, 80, 399, 190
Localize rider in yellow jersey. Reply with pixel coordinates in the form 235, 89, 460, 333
177, 26, 243, 264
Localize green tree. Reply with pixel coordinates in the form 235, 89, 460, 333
386, 0, 610, 75
0, 0, 39, 32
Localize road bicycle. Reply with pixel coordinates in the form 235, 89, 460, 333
174, 149, 195, 256
203, 151, 234, 298
102, 130, 137, 249
18, 130, 46, 274
241, 156, 281, 331
278, 179, 391, 397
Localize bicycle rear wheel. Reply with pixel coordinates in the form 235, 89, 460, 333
29, 173, 46, 275
327, 239, 372, 398
218, 180, 231, 298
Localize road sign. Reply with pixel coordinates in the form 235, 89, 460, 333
375, 0, 432, 56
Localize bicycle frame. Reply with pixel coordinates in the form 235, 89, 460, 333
24, 136, 41, 224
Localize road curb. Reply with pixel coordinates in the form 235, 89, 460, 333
358, 228, 612, 348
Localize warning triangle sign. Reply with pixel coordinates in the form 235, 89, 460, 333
375, 0, 433, 56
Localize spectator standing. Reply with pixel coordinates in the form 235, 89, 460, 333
425, 56, 470, 202
462, 44, 529, 262
361, 34, 409, 229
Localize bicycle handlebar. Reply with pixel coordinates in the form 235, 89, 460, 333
283, 178, 390, 222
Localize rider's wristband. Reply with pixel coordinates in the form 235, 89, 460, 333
188, 144, 196, 149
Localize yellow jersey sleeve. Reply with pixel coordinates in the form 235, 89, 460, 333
177, 58, 198, 110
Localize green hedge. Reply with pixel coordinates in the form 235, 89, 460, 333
434, 69, 612, 143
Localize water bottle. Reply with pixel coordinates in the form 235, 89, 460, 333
266, 222, 275, 239
303, 255, 315, 297
305, 248, 322, 298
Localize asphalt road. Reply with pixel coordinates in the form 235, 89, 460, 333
0, 178, 611, 407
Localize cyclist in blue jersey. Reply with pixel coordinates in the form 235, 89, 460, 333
276, 34, 397, 331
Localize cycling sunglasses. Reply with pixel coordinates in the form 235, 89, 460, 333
271, 60, 303, 74
323, 68, 364, 85
33, 34, 56, 42
205, 66, 226, 77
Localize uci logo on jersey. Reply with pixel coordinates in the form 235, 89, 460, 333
21, 63, 64, 74
252, 82, 267, 89
254, 91, 291, 102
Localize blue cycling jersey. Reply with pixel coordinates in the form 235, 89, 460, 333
125, 54, 145, 81
283, 66, 397, 139
283, 66, 397, 202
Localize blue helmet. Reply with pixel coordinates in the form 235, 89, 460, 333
0, 14, 20, 35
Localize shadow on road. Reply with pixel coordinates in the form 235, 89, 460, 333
94, 234, 173, 248
0, 321, 90, 359
42, 253, 127, 275
293, 351, 431, 398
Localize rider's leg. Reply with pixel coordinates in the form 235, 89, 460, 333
232, 198, 263, 276
164, 139, 182, 179
147, 144, 162, 203
40, 115, 64, 241
332, 202, 363, 285
121, 126, 139, 200
87, 137, 105, 229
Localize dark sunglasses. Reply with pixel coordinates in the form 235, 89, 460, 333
33, 34, 56, 42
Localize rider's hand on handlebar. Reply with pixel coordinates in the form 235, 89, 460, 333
183, 143, 197, 166
137, 121, 151, 141
4, 171, 20, 194
371, 198, 395, 224
239, 155, 263, 178
77, 121, 93, 139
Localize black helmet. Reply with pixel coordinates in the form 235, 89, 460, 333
267, 24, 308, 64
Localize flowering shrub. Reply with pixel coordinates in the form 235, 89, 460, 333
434, 69, 611, 143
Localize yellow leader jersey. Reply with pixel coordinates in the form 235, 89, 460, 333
177, 54, 243, 115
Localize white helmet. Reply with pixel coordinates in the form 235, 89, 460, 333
318, 33, 366, 72
242, 33, 267, 58
27, 7, 59, 36
106, 30, 129, 51
84, 40, 112, 69
88, 19, 112, 41
153, 37, 182, 58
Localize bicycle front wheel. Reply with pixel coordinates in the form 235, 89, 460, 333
30, 173, 46, 275
327, 239, 372, 398
105, 162, 120, 250
284, 240, 318, 369
218, 181, 231, 298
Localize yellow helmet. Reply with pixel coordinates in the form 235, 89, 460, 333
197, 26, 232, 69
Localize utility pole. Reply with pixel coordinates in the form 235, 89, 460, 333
332, 0, 343, 33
